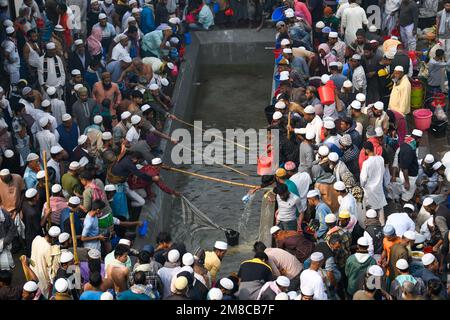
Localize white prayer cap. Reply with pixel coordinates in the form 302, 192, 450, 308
323, 120, 335, 130
368, 265, 384, 277
169, 17, 181, 24
74, 84, 83, 91
41, 99, 51, 108
294, 128, 307, 135
4, 149, 14, 158
58, 232, 70, 243
214, 241, 228, 251
412, 129, 423, 137
68, 196, 81, 205
39, 117, 49, 128
373, 101, 384, 110
132, 7, 140, 13
284, 8, 294, 18
74, 39, 83, 46
321, 74, 330, 85
50, 145, 63, 154
46, 42, 56, 50
69, 161, 80, 170
78, 135, 88, 145
300, 284, 314, 296
396, 258, 409, 270
151, 158, 162, 165
102, 132, 112, 140
51, 184, 62, 193
307, 189, 320, 198
128, 0, 137, 5
167, 62, 175, 70
118, 239, 131, 246
104, 184, 116, 192
424, 154, 434, 164
149, 83, 159, 91
350, 100, 361, 110
282, 48, 293, 54
182, 253, 194, 266
270, 226, 281, 234
329, 61, 339, 68
384, 50, 396, 59
22, 86, 32, 95
403, 230, 416, 241
219, 278, 234, 290
427, 217, 434, 227
88, 248, 101, 259
79, 157, 89, 167
423, 197, 434, 207
5, 26, 14, 34
48, 226, 61, 237
93, 115, 103, 124
27, 153, 39, 162
170, 37, 180, 44
394, 65, 404, 72
141, 104, 151, 113
272, 111, 283, 120
121, 111, 131, 120
23, 281, 38, 292
71, 69, 81, 76
25, 188, 38, 199
315, 21, 325, 28
208, 288, 223, 300
100, 292, 114, 300
422, 253, 436, 266
36, 170, 45, 179
328, 31, 338, 38
318, 145, 330, 156
351, 54, 361, 60
98, 13, 107, 19
415, 233, 426, 244
433, 161, 443, 170
131, 115, 141, 125
3, 19, 13, 27
366, 209, 377, 218
275, 292, 289, 300
310, 252, 324, 262
333, 181, 345, 191
276, 276, 290, 288
0, 169, 10, 176
161, 78, 169, 87
356, 93, 366, 102
343, 80, 353, 88
280, 38, 290, 46
328, 152, 339, 163
279, 71, 290, 81
275, 101, 286, 110
61, 251, 73, 263
304, 105, 315, 114
305, 130, 316, 140
375, 127, 384, 137
168, 249, 180, 263
325, 213, 337, 224
357, 237, 369, 247
54, 278, 69, 293
369, 25, 377, 32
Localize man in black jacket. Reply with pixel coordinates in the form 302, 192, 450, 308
69, 39, 93, 73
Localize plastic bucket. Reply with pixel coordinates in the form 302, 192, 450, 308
184, 32, 191, 45
213, 2, 220, 13
413, 109, 433, 131
225, 229, 240, 246
410, 80, 424, 109
318, 83, 335, 105
139, 220, 148, 237
271, 6, 286, 22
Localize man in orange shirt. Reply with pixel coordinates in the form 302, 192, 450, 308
92, 72, 122, 123
380, 224, 401, 276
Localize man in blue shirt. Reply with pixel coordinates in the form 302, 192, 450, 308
79, 272, 105, 300
81, 200, 105, 251
307, 190, 332, 238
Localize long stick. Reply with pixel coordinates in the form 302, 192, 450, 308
163, 166, 259, 188
42, 150, 51, 230
69, 211, 79, 265
178, 143, 250, 177
173, 117, 251, 151
287, 111, 291, 139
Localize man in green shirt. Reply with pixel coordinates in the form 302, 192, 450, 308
61, 161, 83, 198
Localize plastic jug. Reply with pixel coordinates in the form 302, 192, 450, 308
318, 81, 336, 105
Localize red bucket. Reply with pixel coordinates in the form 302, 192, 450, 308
413, 109, 433, 131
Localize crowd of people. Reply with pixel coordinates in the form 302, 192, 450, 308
0, 0, 450, 302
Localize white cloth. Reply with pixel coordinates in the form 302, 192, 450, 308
352, 65, 367, 95
306, 116, 323, 145
385, 212, 416, 236
420, 220, 432, 241
400, 23, 416, 51
360, 155, 387, 210
111, 43, 130, 61
363, 230, 376, 256
341, 4, 368, 44
37, 55, 66, 88
338, 193, 357, 217
397, 171, 418, 202
300, 269, 328, 300
50, 98, 66, 126
35, 130, 59, 160
289, 172, 312, 212
125, 126, 140, 144
276, 193, 302, 222
157, 266, 181, 298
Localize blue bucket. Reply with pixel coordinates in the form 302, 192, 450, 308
139, 220, 149, 237
271, 6, 286, 22
184, 32, 192, 45
213, 2, 220, 13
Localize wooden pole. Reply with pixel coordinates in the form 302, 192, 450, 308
287, 111, 291, 139
69, 211, 79, 265
163, 165, 259, 188
42, 150, 51, 231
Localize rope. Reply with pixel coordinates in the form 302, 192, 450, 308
173, 117, 251, 151
181, 195, 227, 232
176, 143, 250, 176
163, 165, 259, 188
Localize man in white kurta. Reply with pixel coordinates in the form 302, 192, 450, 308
35, 117, 59, 161
300, 252, 328, 300
341, 0, 368, 45
37, 42, 66, 98
382, 0, 402, 33
385, 209, 416, 236
304, 105, 323, 145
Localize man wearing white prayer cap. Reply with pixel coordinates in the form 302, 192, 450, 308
303, 104, 323, 145
349, 53, 367, 95
422, 197, 450, 239
388, 62, 411, 115
53, 278, 72, 300
38, 41, 66, 98
415, 253, 444, 297
204, 240, 228, 284
257, 275, 290, 300
353, 264, 385, 300
22, 281, 40, 300
299, 284, 314, 300
385, 203, 416, 237
300, 252, 328, 300
218, 277, 235, 298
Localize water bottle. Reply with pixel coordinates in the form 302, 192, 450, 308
242, 194, 250, 204
139, 220, 148, 237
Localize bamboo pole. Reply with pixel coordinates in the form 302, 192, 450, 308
69, 211, 79, 265
177, 143, 250, 177
163, 166, 260, 188
173, 117, 251, 151
42, 150, 51, 230
287, 111, 291, 139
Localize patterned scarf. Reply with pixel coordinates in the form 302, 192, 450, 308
404, 135, 417, 150
43, 55, 61, 83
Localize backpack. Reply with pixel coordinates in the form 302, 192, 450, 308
365, 225, 384, 254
